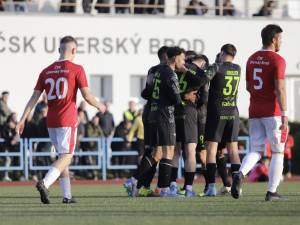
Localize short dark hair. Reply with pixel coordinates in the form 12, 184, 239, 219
261, 24, 283, 46
2, 91, 9, 95
185, 50, 197, 58
192, 54, 209, 69
60, 36, 78, 47
157, 46, 169, 60
221, 44, 237, 57
167, 46, 185, 59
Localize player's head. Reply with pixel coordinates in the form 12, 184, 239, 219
167, 46, 186, 70
1, 91, 9, 102
59, 36, 78, 61
261, 24, 283, 52
192, 54, 209, 70
185, 50, 197, 63
157, 46, 169, 63
215, 53, 220, 63
220, 44, 237, 61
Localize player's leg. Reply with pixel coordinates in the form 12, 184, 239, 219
184, 143, 197, 197
216, 147, 231, 195
231, 118, 265, 199
204, 141, 218, 196
170, 142, 181, 194
264, 117, 289, 201
59, 158, 77, 203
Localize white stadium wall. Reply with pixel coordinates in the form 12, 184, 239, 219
0, 15, 300, 123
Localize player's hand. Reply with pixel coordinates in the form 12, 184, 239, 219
97, 104, 106, 114
178, 65, 188, 74
280, 116, 288, 131
15, 121, 25, 135
146, 73, 154, 85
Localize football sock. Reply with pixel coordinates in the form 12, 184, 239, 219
59, 177, 72, 199
133, 155, 156, 180
170, 167, 178, 184
206, 163, 217, 185
142, 162, 157, 188
158, 158, 172, 188
136, 164, 144, 189
184, 172, 195, 187
268, 154, 284, 193
240, 151, 261, 176
231, 164, 241, 179
186, 185, 193, 192
217, 156, 231, 187
43, 167, 61, 189
202, 169, 208, 189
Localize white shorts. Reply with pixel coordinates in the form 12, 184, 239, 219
48, 127, 77, 154
249, 116, 287, 153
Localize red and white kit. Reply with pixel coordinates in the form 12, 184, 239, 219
246, 50, 287, 152
34, 59, 88, 154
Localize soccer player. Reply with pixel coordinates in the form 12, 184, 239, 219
204, 44, 241, 196
15, 36, 106, 204
231, 24, 290, 201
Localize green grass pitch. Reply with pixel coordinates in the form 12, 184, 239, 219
0, 182, 299, 225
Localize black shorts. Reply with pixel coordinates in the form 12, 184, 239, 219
149, 121, 176, 147
143, 119, 150, 146
205, 115, 239, 143
196, 122, 205, 151
175, 114, 198, 144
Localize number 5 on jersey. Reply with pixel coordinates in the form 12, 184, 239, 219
253, 68, 263, 90
152, 79, 161, 99
46, 78, 69, 100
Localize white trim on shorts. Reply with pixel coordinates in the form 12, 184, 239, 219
249, 116, 287, 153
48, 126, 77, 154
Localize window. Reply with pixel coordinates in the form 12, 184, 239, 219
90, 75, 113, 103
130, 75, 147, 99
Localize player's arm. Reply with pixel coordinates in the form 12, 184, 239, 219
80, 87, 106, 114
167, 74, 181, 105
275, 79, 288, 131
16, 90, 42, 135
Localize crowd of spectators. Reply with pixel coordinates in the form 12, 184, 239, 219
0, 90, 144, 181
0, 0, 281, 18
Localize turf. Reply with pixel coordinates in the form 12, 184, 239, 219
0, 182, 299, 225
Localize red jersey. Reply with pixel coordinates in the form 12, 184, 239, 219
34, 60, 88, 128
284, 134, 294, 159
246, 50, 286, 119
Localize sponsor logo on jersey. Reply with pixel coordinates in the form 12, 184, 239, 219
227, 71, 239, 75
222, 101, 236, 107
220, 116, 235, 120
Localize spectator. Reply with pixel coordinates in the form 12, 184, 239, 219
115, 0, 129, 14
0, 0, 6, 11
147, 0, 164, 14
72, 111, 86, 167
21, 112, 38, 140
185, 0, 207, 16
83, 116, 104, 180
253, 0, 274, 17
284, 126, 294, 178
111, 120, 132, 179
134, 0, 146, 14
78, 101, 89, 122
123, 101, 138, 122
0, 91, 11, 126
36, 105, 52, 180
13, 0, 31, 12
127, 109, 144, 163
60, 0, 76, 13
1, 116, 19, 181
249, 158, 270, 182
82, 0, 92, 13
33, 94, 47, 123
95, 0, 110, 13
223, 0, 235, 16
96, 101, 115, 137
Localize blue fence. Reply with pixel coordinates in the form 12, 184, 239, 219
0, 137, 250, 181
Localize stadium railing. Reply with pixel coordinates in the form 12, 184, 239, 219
0, 136, 250, 181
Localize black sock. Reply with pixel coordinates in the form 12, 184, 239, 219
231, 164, 241, 179
202, 169, 208, 189
158, 158, 172, 188
206, 163, 217, 184
170, 167, 178, 184
136, 164, 144, 189
133, 155, 156, 180
136, 149, 152, 189
142, 162, 157, 188
184, 172, 195, 186
182, 168, 186, 190
216, 157, 231, 187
